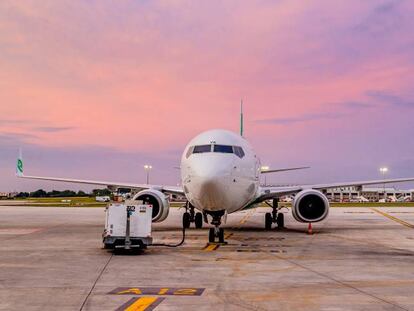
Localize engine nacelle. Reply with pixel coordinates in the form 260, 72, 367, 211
292, 189, 329, 223
132, 189, 169, 222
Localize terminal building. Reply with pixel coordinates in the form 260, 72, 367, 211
323, 186, 414, 202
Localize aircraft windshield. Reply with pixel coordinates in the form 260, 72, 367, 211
187, 144, 245, 158
193, 145, 211, 153
213, 145, 233, 153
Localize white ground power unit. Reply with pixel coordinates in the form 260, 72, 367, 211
103, 201, 153, 249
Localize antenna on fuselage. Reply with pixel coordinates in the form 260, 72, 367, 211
240, 99, 244, 137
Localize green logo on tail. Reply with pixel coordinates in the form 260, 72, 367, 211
17, 158, 23, 174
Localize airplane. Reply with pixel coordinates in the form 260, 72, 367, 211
15, 106, 414, 243
349, 195, 369, 203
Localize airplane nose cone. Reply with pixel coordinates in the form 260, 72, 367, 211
185, 156, 234, 210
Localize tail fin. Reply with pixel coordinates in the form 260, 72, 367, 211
16, 149, 24, 177
240, 99, 244, 137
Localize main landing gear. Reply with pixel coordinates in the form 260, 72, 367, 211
208, 211, 225, 244
182, 203, 203, 229
265, 198, 285, 230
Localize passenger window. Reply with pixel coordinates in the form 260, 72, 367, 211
193, 145, 211, 153
213, 145, 233, 153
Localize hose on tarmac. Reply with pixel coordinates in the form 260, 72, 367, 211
151, 226, 186, 247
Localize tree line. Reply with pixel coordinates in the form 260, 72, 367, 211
14, 188, 112, 198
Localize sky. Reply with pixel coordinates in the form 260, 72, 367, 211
1, 0, 414, 192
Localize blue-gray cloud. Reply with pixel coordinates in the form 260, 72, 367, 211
340, 101, 372, 109
33, 126, 75, 133
255, 111, 347, 125
353, 0, 404, 36
255, 99, 374, 126
366, 90, 414, 108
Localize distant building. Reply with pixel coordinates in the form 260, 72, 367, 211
324, 186, 413, 202
0, 192, 18, 199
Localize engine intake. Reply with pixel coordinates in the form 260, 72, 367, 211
292, 189, 329, 223
132, 189, 169, 222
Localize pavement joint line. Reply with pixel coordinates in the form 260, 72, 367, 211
79, 253, 114, 311
371, 208, 414, 229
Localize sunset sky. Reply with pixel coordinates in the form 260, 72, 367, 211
1, 0, 414, 191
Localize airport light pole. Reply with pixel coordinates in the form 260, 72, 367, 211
261, 165, 269, 186
144, 165, 152, 184
379, 167, 388, 199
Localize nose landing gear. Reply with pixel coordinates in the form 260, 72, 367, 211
208, 212, 225, 243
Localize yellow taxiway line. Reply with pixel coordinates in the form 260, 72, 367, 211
123, 297, 161, 311
371, 208, 414, 229
203, 244, 219, 251
202, 209, 256, 251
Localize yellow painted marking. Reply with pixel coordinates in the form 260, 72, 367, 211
124, 297, 158, 311
371, 208, 414, 229
174, 288, 197, 295
238, 209, 256, 226
203, 244, 219, 251
117, 288, 142, 295
157, 288, 169, 295
224, 232, 233, 239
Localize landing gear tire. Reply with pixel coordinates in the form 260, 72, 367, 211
182, 212, 191, 229
218, 228, 224, 243
265, 212, 272, 230
209, 228, 215, 243
208, 227, 225, 243
277, 213, 284, 228
195, 212, 203, 229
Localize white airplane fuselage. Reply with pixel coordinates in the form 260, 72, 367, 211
181, 129, 261, 214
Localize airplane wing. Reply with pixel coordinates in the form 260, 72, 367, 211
260, 166, 310, 174
256, 177, 414, 202
15, 156, 184, 195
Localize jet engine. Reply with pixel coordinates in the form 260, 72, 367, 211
132, 189, 169, 222
292, 189, 329, 223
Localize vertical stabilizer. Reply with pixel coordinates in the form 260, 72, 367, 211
240, 99, 244, 137
16, 149, 23, 177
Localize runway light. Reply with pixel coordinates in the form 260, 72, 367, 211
144, 165, 152, 184
379, 167, 388, 173
379, 167, 388, 197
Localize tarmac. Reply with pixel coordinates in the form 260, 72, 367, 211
0, 205, 414, 311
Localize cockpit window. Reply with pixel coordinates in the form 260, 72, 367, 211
213, 144, 233, 153
234, 146, 245, 158
187, 144, 245, 158
193, 144, 211, 153
185, 146, 194, 158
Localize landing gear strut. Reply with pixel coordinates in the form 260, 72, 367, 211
182, 202, 203, 229
265, 198, 284, 230
207, 211, 225, 244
